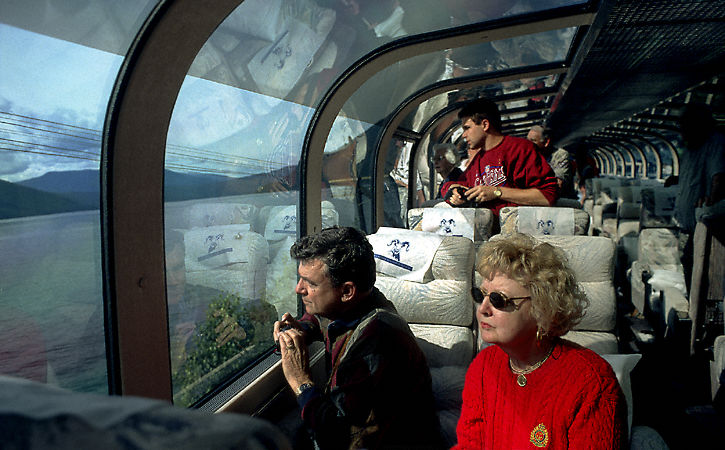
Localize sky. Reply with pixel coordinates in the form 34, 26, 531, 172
0, 23, 370, 183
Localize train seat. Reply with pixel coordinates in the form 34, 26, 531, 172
498, 205, 590, 236
598, 185, 642, 241
0, 375, 291, 449
591, 177, 627, 235
540, 235, 620, 354
640, 186, 678, 230
610, 185, 646, 267
369, 228, 476, 446
629, 228, 689, 345
407, 205, 495, 249
629, 228, 684, 314
628, 185, 680, 316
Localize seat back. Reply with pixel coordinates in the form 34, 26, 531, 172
369, 228, 475, 446
499, 206, 590, 236
0, 375, 291, 450
407, 206, 495, 247
640, 186, 678, 229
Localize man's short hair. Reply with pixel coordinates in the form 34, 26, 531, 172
458, 97, 502, 131
290, 226, 376, 291
433, 143, 460, 165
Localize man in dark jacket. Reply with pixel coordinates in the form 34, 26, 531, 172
274, 226, 442, 449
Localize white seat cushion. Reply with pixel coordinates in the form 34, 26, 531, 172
563, 331, 619, 354
376, 277, 472, 327
410, 324, 475, 368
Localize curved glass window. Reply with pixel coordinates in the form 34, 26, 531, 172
0, 0, 158, 393
335, 27, 574, 228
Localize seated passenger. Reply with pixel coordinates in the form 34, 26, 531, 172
527, 125, 577, 199
441, 98, 559, 215
432, 143, 464, 199
455, 234, 627, 449
273, 227, 443, 449
572, 142, 600, 205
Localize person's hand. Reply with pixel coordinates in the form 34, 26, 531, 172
448, 184, 468, 206
278, 327, 313, 392
464, 185, 498, 203
273, 313, 303, 342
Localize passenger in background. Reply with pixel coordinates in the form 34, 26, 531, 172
390, 138, 425, 218
432, 143, 463, 200
441, 98, 559, 215
455, 234, 626, 449
273, 227, 443, 449
572, 142, 600, 205
667, 104, 725, 291
527, 125, 577, 199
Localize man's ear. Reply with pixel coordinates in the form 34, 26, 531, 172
480, 118, 490, 132
340, 281, 357, 303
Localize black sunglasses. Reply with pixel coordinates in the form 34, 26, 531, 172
473, 288, 530, 310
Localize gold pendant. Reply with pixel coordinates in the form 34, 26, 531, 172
517, 374, 527, 387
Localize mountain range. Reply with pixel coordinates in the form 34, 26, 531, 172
2, 168, 292, 220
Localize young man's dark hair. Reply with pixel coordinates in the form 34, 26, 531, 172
290, 226, 376, 292
457, 97, 502, 131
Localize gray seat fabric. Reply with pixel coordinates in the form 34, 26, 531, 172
0, 375, 291, 450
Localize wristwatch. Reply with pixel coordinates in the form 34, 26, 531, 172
493, 187, 503, 199
296, 382, 315, 396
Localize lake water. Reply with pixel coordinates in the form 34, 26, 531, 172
0, 210, 108, 393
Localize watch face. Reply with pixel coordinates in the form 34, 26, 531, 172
296, 383, 314, 395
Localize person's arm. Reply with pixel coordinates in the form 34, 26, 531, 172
501, 140, 559, 206
463, 184, 551, 206
416, 189, 426, 206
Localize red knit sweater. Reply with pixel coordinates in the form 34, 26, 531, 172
454, 340, 627, 449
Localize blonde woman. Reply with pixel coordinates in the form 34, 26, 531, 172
455, 233, 626, 449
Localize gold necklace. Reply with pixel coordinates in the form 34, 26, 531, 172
509, 345, 554, 387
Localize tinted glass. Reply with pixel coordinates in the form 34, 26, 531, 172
0, 0, 158, 392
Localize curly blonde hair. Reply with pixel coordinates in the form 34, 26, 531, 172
476, 233, 588, 337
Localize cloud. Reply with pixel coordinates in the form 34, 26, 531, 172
0, 96, 102, 182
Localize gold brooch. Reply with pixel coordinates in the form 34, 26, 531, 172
530, 423, 549, 448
